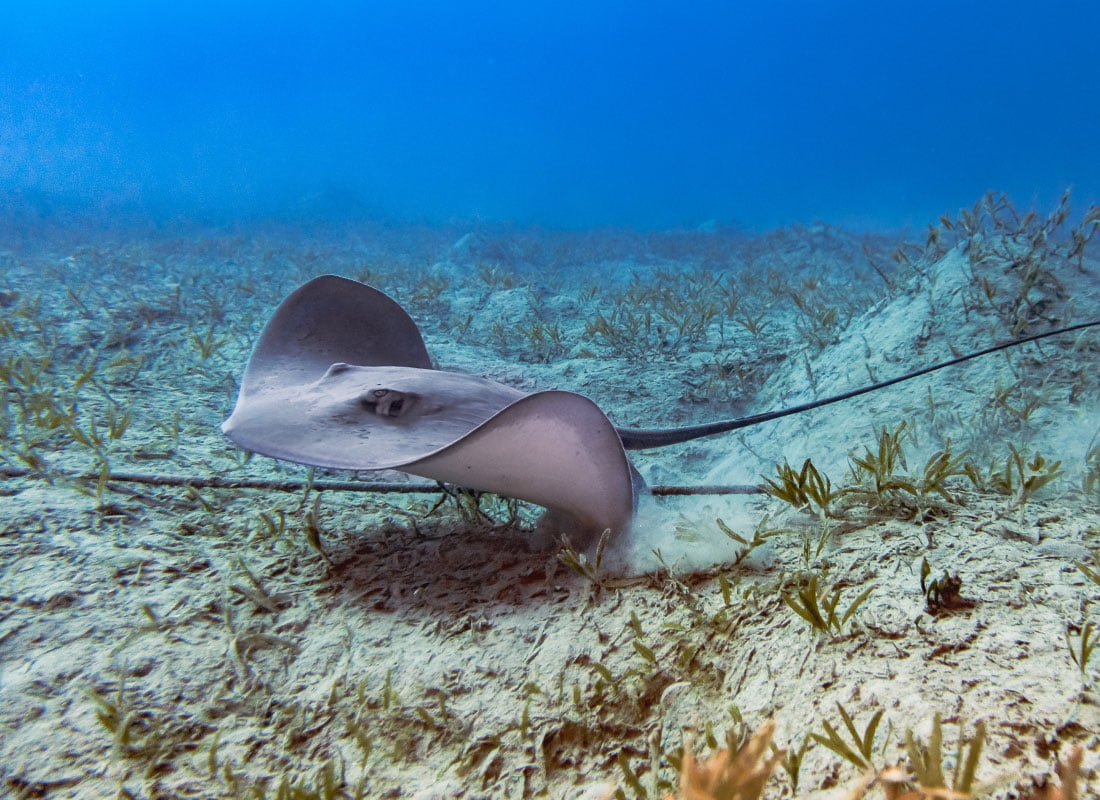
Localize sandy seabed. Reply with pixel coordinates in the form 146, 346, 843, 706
2, 200, 1099, 798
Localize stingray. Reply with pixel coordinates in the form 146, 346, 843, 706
222, 275, 1100, 532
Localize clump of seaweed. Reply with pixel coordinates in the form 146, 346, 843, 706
558, 528, 611, 585
764, 426, 972, 525
763, 458, 836, 519
838, 714, 990, 800
782, 573, 873, 637
1065, 618, 1097, 677
971, 444, 1063, 520
419, 483, 531, 529
662, 720, 783, 800
811, 702, 885, 772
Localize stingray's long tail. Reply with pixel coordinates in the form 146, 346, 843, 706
615, 319, 1100, 450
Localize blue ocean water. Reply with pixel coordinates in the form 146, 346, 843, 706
2, 0, 1098, 230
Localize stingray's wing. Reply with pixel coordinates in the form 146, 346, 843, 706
404, 391, 636, 532
240, 275, 431, 397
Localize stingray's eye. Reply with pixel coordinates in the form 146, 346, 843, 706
360, 389, 414, 418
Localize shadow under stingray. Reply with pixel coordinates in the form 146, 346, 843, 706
320, 519, 586, 617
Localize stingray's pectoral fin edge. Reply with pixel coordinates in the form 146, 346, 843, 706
402, 391, 636, 533
628, 461, 647, 508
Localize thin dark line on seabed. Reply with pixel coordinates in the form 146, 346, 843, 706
0, 466, 765, 496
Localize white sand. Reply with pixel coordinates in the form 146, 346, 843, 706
1, 212, 1098, 798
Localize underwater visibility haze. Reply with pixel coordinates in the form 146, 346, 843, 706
3, 0, 1100, 228
4, 2, 1100, 799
